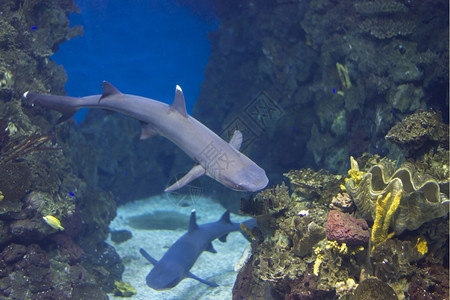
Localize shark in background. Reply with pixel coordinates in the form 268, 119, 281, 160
139, 210, 256, 290
24, 82, 269, 192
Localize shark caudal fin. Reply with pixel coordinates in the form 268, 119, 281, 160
23, 91, 79, 123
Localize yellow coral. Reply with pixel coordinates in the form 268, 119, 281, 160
312, 247, 324, 276
313, 253, 323, 276
240, 222, 256, 241
342, 157, 365, 190
0, 191, 3, 202
326, 241, 363, 256
325, 240, 348, 254
415, 237, 428, 255
336, 62, 352, 93
371, 190, 402, 251
113, 281, 136, 297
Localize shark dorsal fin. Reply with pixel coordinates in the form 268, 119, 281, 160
170, 85, 188, 118
229, 130, 243, 150
218, 210, 231, 224
188, 210, 198, 233
100, 81, 122, 102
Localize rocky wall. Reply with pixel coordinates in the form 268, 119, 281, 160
0, 1, 122, 298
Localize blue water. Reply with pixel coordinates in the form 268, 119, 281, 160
52, 0, 218, 122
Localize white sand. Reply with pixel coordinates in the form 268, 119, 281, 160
107, 194, 250, 300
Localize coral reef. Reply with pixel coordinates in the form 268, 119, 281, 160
235, 171, 367, 298
385, 110, 449, 157
235, 148, 448, 298
370, 238, 427, 284
0, 0, 122, 298
284, 169, 343, 204
352, 278, 397, 300
344, 158, 449, 234
329, 192, 355, 213
408, 264, 449, 300
113, 281, 137, 297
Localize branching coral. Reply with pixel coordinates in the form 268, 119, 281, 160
371, 190, 402, 250
336, 62, 352, 94
0, 128, 61, 164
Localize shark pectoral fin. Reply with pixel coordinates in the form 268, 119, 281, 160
164, 164, 205, 192
99, 81, 122, 102
170, 85, 188, 118
139, 248, 158, 265
206, 242, 217, 253
187, 272, 219, 287
219, 234, 229, 243
140, 122, 158, 139
229, 130, 243, 150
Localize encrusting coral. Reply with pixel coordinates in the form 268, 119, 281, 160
345, 157, 449, 234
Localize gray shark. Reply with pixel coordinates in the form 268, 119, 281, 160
139, 210, 256, 290
24, 82, 268, 192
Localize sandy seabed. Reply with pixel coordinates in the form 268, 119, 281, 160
107, 194, 251, 300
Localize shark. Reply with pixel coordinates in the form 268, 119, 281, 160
139, 210, 256, 290
24, 82, 269, 192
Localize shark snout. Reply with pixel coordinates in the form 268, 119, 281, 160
242, 171, 269, 192
223, 165, 269, 192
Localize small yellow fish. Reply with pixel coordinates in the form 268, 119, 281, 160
43, 215, 64, 231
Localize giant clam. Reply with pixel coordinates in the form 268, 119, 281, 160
345, 159, 449, 234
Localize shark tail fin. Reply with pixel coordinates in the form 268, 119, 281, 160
24, 92, 79, 123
